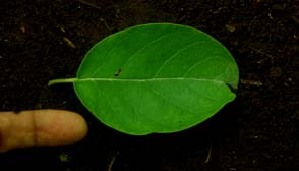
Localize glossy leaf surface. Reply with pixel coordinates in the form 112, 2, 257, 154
74, 23, 239, 135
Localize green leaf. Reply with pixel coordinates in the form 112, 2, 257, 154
49, 23, 239, 135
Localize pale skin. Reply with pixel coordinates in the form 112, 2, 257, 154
0, 110, 87, 153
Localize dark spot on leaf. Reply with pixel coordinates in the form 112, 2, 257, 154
114, 68, 122, 77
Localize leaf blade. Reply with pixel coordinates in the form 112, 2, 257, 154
74, 23, 239, 135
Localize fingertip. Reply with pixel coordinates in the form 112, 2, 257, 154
34, 110, 88, 146
0, 110, 88, 152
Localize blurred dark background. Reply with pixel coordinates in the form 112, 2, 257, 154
0, 0, 298, 170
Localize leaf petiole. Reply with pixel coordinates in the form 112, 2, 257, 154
48, 78, 77, 86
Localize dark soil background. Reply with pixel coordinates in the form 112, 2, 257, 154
0, 0, 298, 170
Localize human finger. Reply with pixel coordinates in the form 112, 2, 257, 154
0, 110, 87, 153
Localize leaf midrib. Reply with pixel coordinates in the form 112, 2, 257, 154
74, 77, 225, 83
48, 77, 227, 86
